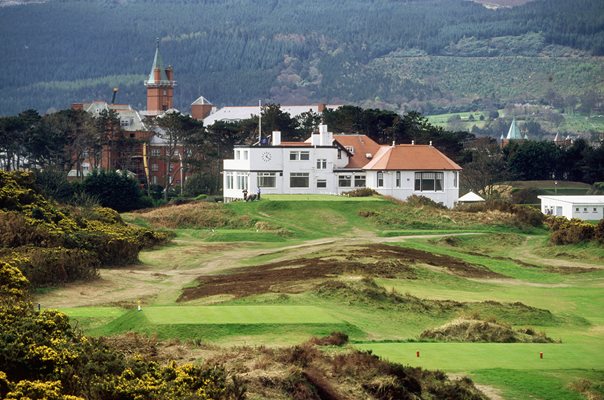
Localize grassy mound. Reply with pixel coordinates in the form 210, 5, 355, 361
420, 318, 555, 343
314, 279, 560, 327
133, 201, 253, 229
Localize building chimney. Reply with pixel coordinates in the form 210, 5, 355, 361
272, 131, 281, 146
318, 103, 326, 113
311, 134, 321, 146
319, 124, 332, 146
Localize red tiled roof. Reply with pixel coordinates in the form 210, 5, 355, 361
363, 145, 462, 171
333, 135, 381, 169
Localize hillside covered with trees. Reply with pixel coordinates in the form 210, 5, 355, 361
1, 0, 603, 116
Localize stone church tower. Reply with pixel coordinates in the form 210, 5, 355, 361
144, 39, 176, 115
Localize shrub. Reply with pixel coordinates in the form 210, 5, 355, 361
510, 188, 542, 204
82, 170, 147, 212
405, 195, 446, 209
33, 169, 76, 204
510, 205, 543, 228
2, 247, 99, 286
0, 211, 55, 248
595, 219, 604, 243
309, 332, 349, 346
546, 216, 598, 245
184, 172, 221, 196
342, 188, 378, 197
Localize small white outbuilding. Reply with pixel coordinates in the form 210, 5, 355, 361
457, 191, 485, 204
538, 195, 604, 220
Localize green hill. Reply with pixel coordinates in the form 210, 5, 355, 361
0, 0, 603, 116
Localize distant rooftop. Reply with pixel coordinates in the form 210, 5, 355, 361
203, 104, 341, 126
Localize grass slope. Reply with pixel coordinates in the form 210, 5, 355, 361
64, 198, 603, 399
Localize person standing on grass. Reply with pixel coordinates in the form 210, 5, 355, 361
242, 189, 248, 201
257, 187, 261, 200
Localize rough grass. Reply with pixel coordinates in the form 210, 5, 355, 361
420, 318, 555, 343
131, 201, 253, 229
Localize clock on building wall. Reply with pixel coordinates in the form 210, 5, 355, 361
261, 152, 272, 162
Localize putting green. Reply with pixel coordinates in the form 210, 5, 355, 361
355, 342, 603, 371
142, 305, 340, 325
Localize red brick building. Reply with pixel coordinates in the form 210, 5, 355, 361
71, 42, 189, 193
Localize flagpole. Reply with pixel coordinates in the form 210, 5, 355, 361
258, 99, 262, 144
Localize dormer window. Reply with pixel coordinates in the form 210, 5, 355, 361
345, 145, 355, 154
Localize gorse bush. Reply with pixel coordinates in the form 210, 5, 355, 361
0, 261, 238, 400
545, 216, 600, 245
1, 247, 99, 286
0, 171, 170, 285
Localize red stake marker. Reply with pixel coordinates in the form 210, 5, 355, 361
540, 352, 543, 359
416, 351, 420, 358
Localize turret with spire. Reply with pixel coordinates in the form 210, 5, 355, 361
501, 118, 528, 147
144, 39, 176, 116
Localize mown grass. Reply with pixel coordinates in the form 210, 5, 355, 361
227, 198, 394, 240
86, 306, 363, 345
470, 369, 599, 400
142, 305, 339, 324
354, 342, 604, 371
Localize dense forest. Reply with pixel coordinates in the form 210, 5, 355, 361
0, 0, 603, 115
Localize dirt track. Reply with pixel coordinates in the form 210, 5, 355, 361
34, 233, 481, 308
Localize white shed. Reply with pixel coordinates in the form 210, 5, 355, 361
538, 195, 604, 220
457, 191, 485, 203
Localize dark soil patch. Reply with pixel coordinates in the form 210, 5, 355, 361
349, 244, 503, 279
179, 244, 500, 301
466, 251, 543, 269
547, 266, 600, 274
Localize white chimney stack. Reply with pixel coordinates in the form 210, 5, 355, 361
272, 131, 281, 146
319, 124, 332, 146
311, 133, 321, 146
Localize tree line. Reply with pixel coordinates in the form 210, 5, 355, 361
2, 105, 601, 205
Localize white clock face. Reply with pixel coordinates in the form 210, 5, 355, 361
261, 152, 272, 162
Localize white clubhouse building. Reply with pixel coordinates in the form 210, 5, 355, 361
223, 125, 462, 207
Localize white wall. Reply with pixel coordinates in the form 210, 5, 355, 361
223, 145, 461, 207
541, 199, 604, 220
366, 170, 459, 208
224, 145, 347, 200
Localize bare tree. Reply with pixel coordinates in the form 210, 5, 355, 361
461, 137, 508, 198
